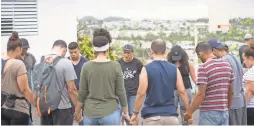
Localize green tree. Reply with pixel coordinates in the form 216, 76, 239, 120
78, 35, 118, 60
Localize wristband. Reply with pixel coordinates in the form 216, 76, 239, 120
133, 111, 139, 115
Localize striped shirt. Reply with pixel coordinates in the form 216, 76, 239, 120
197, 58, 234, 111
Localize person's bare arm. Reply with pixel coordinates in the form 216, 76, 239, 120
185, 65, 207, 119
176, 68, 189, 110
187, 85, 206, 114
245, 80, 254, 104
228, 81, 234, 108
133, 67, 148, 113
189, 63, 197, 84
67, 80, 78, 107
17, 74, 35, 106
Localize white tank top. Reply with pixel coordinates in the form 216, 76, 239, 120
243, 66, 254, 108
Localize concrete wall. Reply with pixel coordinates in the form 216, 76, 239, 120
1, 0, 77, 63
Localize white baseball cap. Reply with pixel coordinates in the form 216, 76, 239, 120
244, 33, 253, 40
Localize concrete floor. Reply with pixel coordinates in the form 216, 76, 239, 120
32, 106, 200, 125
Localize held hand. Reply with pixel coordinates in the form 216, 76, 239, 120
184, 112, 193, 124
122, 111, 131, 122
74, 112, 83, 123
34, 109, 41, 117
122, 108, 130, 121
130, 114, 138, 125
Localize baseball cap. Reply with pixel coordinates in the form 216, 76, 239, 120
20, 38, 30, 48
208, 39, 225, 49
171, 45, 182, 61
123, 44, 134, 52
244, 34, 253, 40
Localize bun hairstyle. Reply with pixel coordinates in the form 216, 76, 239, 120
244, 42, 254, 58
7, 31, 22, 51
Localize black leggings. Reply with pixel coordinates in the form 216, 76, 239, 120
1, 108, 29, 125
247, 108, 254, 125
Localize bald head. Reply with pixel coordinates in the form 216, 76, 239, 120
151, 39, 166, 55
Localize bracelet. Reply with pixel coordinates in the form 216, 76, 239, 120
133, 111, 139, 115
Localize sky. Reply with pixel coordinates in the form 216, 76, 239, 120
77, 0, 254, 20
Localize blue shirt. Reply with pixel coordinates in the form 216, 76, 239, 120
68, 56, 89, 90
141, 60, 177, 118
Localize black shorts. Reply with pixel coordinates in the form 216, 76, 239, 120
247, 108, 254, 125
40, 108, 73, 125
1, 108, 29, 125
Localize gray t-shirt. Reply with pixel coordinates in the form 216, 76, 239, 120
222, 54, 245, 109
44, 54, 77, 109
2, 59, 29, 115
19, 52, 36, 89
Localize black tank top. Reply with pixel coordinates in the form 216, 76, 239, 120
178, 63, 192, 89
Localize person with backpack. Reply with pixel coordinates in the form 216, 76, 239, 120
1, 31, 35, 125
167, 45, 197, 125
208, 39, 247, 125
74, 36, 129, 125
33, 40, 78, 125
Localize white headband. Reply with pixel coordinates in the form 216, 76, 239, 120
93, 43, 109, 52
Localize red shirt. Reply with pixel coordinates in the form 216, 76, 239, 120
197, 58, 234, 111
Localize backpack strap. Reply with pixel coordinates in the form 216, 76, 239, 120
40, 56, 45, 63
52, 56, 63, 66
1, 59, 10, 76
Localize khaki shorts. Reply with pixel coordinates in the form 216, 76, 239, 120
143, 116, 180, 125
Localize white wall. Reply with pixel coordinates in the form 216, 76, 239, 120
1, 0, 77, 62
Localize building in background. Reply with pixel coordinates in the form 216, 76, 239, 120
1, 0, 77, 62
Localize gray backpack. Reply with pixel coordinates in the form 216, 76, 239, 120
32, 55, 64, 114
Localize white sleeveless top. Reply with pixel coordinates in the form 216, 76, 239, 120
243, 66, 254, 108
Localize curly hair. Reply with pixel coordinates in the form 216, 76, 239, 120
93, 28, 112, 43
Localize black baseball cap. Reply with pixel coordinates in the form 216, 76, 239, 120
171, 45, 182, 61
20, 38, 30, 49
123, 44, 134, 52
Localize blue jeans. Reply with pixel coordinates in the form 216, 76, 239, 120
83, 108, 121, 125
174, 88, 192, 125
128, 96, 136, 116
199, 111, 229, 125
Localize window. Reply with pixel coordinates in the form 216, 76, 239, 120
1, 0, 38, 36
